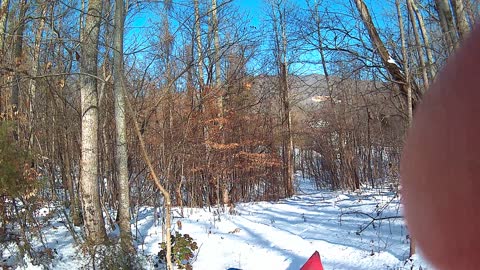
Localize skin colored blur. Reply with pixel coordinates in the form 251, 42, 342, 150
401, 27, 480, 269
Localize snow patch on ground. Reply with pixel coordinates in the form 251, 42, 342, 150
2, 180, 433, 269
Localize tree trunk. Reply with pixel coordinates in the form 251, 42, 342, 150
464, 0, 478, 26
270, 1, 294, 197
79, 0, 107, 245
63, 120, 82, 226
435, 0, 458, 51
450, 0, 470, 41
123, 81, 174, 270
353, 0, 421, 108
396, 0, 414, 255
194, 0, 204, 89
28, 4, 47, 149
0, 0, 9, 53
0, 0, 8, 115
212, 0, 221, 87
113, 0, 133, 252
410, 0, 436, 79
195, 0, 214, 209
280, 63, 294, 197
11, 0, 27, 114
211, 0, 228, 206
407, 0, 429, 90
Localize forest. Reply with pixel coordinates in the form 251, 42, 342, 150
0, 0, 475, 269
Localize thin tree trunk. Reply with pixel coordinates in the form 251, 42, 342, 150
11, 0, 27, 114
0, 0, 9, 53
194, 0, 204, 89
451, 0, 470, 41
464, 0, 478, 25
271, 1, 294, 197
396, 0, 414, 255
63, 119, 82, 225
211, 0, 228, 206
195, 0, 213, 208
79, 0, 107, 245
407, 0, 429, 89
212, 0, 221, 87
354, 0, 420, 108
435, 0, 458, 51
113, 0, 133, 252
28, 4, 47, 149
0, 0, 9, 116
122, 79, 174, 270
410, 0, 436, 79
280, 62, 294, 197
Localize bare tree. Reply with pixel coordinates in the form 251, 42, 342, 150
409, 0, 436, 79
435, 0, 457, 51
123, 82, 174, 270
396, 0, 414, 255
353, 0, 421, 107
407, 0, 429, 90
269, 0, 294, 197
451, 0, 470, 41
211, 0, 229, 206
113, 0, 133, 252
0, 0, 8, 53
11, 0, 27, 114
28, 3, 47, 149
79, 0, 107, 245
194, 0, 205, 89
0, 0, 9, 114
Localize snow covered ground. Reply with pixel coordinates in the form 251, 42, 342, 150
2, 179, 433, 269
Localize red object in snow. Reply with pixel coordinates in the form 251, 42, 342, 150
300, 251, 324, 270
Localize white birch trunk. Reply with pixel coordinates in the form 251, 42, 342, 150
113, 0, 133, 251
0, 0, 9, 53
80, 0, 107, 244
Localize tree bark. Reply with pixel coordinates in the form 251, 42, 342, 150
113, 0, 133, 252
194, 0, 204, 89
396, 0, 414, 255
270, 1, 294, 197
63, 117, 82, 226
464, 0, 478, 26
410, 0, 436, 79
123, 80, 174, 270
0, 0, 9, 53
407, 0, 429, 89
211, 0, 228, 206
280, 62, 294, 197
353, 0, 421, 108
11, 0, 27, 113
28, 4, 47, 149
450, 0, 470, 41
79, 0, 107, 245
0, 0, 8, 114
435, 0, 457, 51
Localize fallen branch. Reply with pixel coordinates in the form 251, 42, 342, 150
341, 210, 403, 235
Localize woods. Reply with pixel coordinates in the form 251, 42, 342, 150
0, 0, 476, 268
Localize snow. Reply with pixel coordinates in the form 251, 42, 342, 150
2, 179, 433, 269
387, 57, 397, 64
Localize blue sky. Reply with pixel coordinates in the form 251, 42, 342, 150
124, 0, 396, 76
234, 0, 264, 26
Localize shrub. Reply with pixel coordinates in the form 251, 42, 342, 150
158, 231, 198, 270
90, 243, 145, 270
0, 121, 44, 267
0, 121, 38, 198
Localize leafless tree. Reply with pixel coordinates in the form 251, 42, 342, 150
79, 0, 107, 244
113, 0, 133, 252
